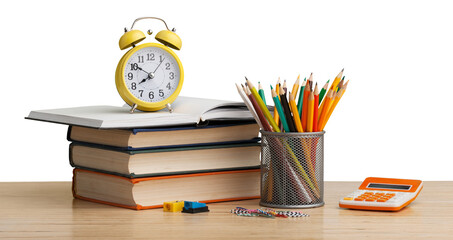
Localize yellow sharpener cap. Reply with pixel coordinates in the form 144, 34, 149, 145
155, 30, 182, 50
119, 30, 146, 50
163, 200, 185, 212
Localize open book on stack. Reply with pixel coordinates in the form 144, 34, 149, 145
27, 96, 263, 210
27, 96, 264, 129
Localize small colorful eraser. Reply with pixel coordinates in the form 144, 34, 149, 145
163, 201, 185, 212
184, 201, 206, 209
182, 206, 209, 214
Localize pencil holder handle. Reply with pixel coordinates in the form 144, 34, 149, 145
260, 130, 325, 208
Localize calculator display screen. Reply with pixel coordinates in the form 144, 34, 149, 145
368, 183, 411, 190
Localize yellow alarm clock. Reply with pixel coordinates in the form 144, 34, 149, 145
115, 17, 183, 112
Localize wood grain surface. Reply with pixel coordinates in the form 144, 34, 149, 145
1, 181, 452, 239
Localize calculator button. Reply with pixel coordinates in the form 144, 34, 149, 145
386, 193, 396, 197
375, 192, 385, 196
343, 197, 354, 201
354, 198, 365, 201
377, 199, 387, 202
366, 198, 376, 202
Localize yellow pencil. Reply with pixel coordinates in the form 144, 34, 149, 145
288, 92, 304, 132
291, 75, 300, 98
306, 91, 314, 132
246, 78, 280, 132
273, 78, 281, 123
330, 68, 344, 92
319, 69, 343, 118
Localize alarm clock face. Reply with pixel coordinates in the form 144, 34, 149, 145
123, 46, 181, 103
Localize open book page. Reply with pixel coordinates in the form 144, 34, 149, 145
26, 96, 256, 128
26, 105, 194, 129
173, 96, 254, 122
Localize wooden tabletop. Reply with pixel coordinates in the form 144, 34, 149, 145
1, 181, 452, 239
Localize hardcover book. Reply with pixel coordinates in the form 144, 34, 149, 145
73, 168, 261, 210
69, 142, 261, 178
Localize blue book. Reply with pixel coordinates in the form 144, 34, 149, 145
67, 122, 259, 150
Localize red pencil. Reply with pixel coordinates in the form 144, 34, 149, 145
313, 83, 319, 132
243, 85, 272, 132
301, 73, 313, 131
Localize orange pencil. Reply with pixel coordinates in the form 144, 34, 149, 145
319, 69, 343, 118
313, 84, 319, 132
288, 92, 304, 132
306, 91, 314, 132
322, 81, 349, 130
318, 91, 335, 130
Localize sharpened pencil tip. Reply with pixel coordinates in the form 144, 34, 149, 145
341, 68, 344, 72
245, 76, 248, 81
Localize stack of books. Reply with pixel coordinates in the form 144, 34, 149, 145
27, 97, 263, 210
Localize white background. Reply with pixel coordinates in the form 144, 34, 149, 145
2, 0, 452, 181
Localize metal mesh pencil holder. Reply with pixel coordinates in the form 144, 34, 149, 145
260, 130, 325, 208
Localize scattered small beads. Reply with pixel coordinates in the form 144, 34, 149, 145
230, 207, 309, 218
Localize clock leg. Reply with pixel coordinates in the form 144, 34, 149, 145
130, 103, 138, 114
166, 103, 174, 113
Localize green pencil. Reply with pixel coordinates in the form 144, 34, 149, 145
258, 82, 266, 105
271, 88, 290, 132
318, 79, 330, 105
297, 78, 307, 114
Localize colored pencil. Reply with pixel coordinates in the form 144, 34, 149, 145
306, 91, 314, 132
335, 79, 344, 93
283, 80, 288, 95
288, 92, 304, 132
291, 75, 300, 98
273, 79, 281, 124
318, 69, 342, 117
318, 91, 336, 131
297, 78, 306, 116
330, 68, 344, 92
279, 85, 296, 132
258, 82, 266, 105
271, 89, 290, 132
244, 85, 273, 132
235, 83, 265, 130
301, 73, 312, 131
313, 84, 319, 132
322, 81, 348, 130
246, 78, 280, 132
318, 79, 329, 105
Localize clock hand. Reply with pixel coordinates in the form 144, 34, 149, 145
137, 66, 150, 75
139, 76, 150, 84
153, 58, 165, 73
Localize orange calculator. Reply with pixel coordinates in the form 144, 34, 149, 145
339, 177, 423, 211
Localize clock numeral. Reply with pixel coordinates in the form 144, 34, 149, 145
169, 72, 175, 80
131, 82, 137, 90
159, 89, 164, 97
147, 53, 155, 61
166, 82, 171, 90
138, 56, 144, 63
149, 91, 154, 99
138, 90, 144, 97
159, 55, 164, 63
165, 63, 170, 70
127, 72, 133, 80
130, 63, 139, 71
